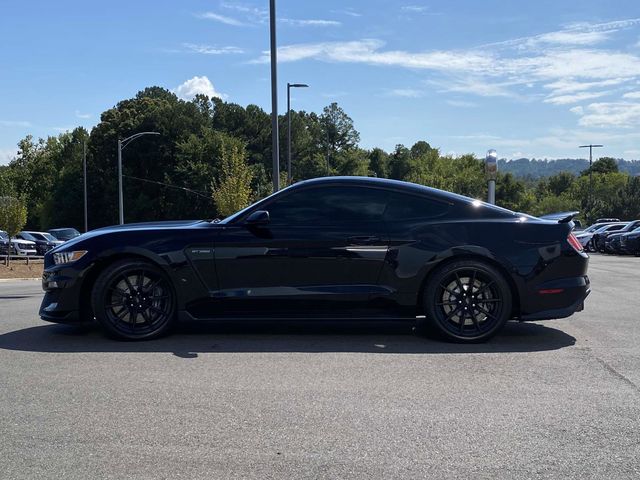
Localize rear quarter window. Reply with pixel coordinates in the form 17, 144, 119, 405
384, 192, 450, 221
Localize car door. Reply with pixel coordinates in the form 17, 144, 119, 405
211, 185, 391, 317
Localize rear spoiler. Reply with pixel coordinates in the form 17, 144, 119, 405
557, 211, 580, 224
538, 211, 580, 223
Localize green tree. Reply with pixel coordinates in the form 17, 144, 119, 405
320, 103, 360, 171
581, 157, 618, 176
212, 144, 254, 218
368, 148, 389, 178
0, 196, 27, 237
547, 171, 575, 196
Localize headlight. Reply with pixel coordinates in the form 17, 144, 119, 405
53, 250, 87, 265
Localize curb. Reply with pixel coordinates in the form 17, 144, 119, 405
0, 278, 41, 282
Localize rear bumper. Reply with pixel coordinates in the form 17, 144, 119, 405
520, 275, 590, 321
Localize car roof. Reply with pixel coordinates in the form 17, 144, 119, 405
289, 176, 518, 213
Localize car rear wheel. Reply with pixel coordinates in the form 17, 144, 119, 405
420, 260, 512, 343
91, 259, 176, 340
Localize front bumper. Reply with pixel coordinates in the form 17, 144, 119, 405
39, 266, 87, 323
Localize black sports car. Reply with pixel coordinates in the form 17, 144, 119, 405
40, 177, 590, 343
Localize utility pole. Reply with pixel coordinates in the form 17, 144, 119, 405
117, 132, 160, 224
579, 144, 603, 213
269, 0, 280, 192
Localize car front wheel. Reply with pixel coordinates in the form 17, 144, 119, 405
420, 260, 512, 343
91, 259, 176, 340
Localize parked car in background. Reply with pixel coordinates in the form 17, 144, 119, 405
10, 237, 37, 256
603, 221, 640, 254
593, 222, 629, 252
595, 217, 620, 223
620, 228, 640, 256
48, 228, 81, 242
574, 222, 619, 251
15, 231, 63, 255
0, 230, 10, 256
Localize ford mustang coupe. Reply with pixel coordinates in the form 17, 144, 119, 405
40, 177, 590, 343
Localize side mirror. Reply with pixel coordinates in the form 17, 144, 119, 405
245, 210, 270, 226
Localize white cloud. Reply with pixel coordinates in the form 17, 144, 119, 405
0, 148, 17, 165
569, 106, 584, 115
623, 91, 640, 99
75, 110, 91, 119
446, 99, 479, 108
578, 102, 640, 127
280, 18, 341, 27
401, 5, 430, 13
182, 43, 244, 55
195, 12, 245, 26
331, 9, 362, 18
387, 88, 423, 98
544, 78, 625, 95
0, 120, 31, 128
174, 76, 225, 100
220, 2, 268, 22
544, 91, 610, 105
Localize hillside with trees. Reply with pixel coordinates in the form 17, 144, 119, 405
0, 86, 639, 232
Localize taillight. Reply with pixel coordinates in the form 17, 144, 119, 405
567, 232, 584, 252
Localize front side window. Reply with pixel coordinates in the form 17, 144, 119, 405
266, 186, 389, 225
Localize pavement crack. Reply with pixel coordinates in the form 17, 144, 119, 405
592, 355, 640, 394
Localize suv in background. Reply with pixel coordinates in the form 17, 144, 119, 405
0, 230, 10, 256
10, 237, 37, 256
15, 231, 62, 255
48, 228, 81, 242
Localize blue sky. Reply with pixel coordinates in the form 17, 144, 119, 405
2, 0, 640, 164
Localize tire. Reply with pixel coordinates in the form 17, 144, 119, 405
585, 240, 595, 253
91, 259, 176, 340
419, 260, 512, 343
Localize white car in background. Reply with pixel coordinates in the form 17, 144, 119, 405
10, 237, 37, 256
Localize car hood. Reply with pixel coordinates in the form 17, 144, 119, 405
12, 239, 35, 245
53, 220, 208, 252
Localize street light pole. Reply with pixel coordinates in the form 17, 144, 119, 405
286, 82, 309, 184
82, 139, 88, 232
269, 0, 280, 192
117, 132, 161, 225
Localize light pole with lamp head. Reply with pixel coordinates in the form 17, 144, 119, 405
117, 132, 160, 224
286, 82, 309, 184
485, 149, 498, 204
82, 138, 87, 232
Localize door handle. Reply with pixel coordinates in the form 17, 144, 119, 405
348, 236, 381, 245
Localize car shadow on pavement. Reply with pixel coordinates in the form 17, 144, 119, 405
0, 320, 575, 356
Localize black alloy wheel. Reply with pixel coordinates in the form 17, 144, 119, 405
421, 260, 512, 343
92, 259, 175, 340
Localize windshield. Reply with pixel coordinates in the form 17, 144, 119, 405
0, 231, 8, 240
50, 228, 81, 240
40, 233, 57, 241
19, 232, 37, 241
596, 223, 626, 233
584, 224, 606, 233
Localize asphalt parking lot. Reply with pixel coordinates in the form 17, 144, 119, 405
1, 254, 639, 479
